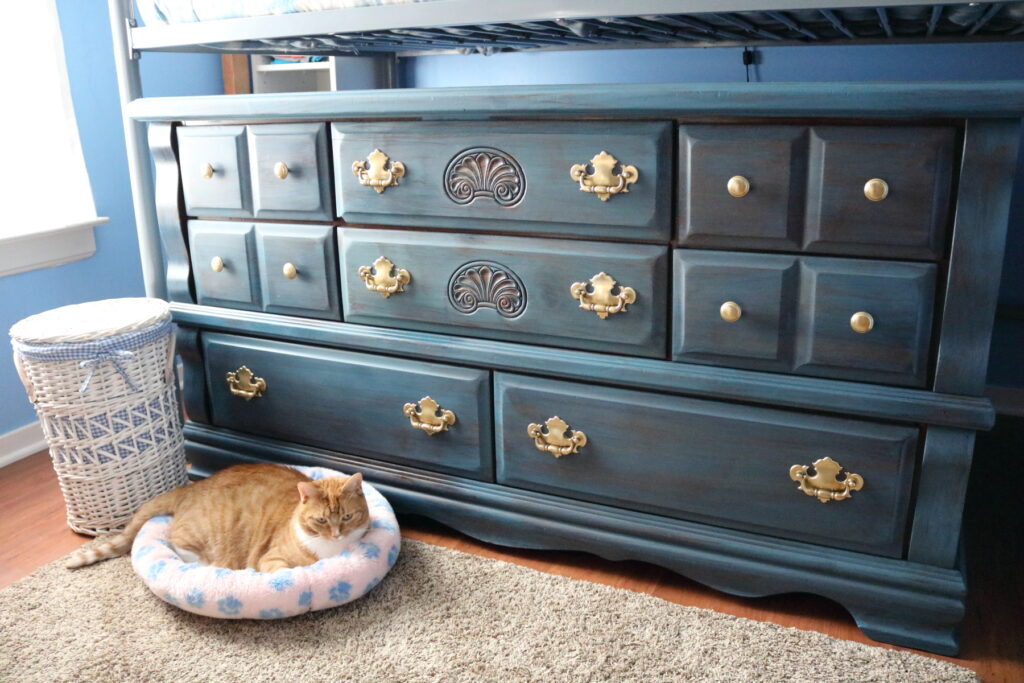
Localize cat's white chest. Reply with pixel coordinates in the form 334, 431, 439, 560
294, 521, 368, 559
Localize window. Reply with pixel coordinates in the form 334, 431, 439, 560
0, 0, 107, 277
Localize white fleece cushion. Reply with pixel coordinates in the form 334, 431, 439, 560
130, 466, 401, 619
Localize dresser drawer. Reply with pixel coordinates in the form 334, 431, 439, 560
339, 229, 668, 358
254, 224, 339, 320
672, 250, 936, 387
178, 125, 251, 217
203, 333, 493, 479
189, 221, 259, 310
677, 124, 955, 260
495, 373, 917, 557
248, 123, 332, 220
333, 121, 672, 241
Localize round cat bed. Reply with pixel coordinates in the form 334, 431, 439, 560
130, 466, 401, 619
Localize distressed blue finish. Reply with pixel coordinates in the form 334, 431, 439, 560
202, 333, 493, 479
495, 373, 918, 557
177, 125, 251, 217
148, 122, 191, 304
673, 250, 936, 387
333, 121, 672, 240
248, 123, 332, 220
175, 326, 209, 425
338, 229, 669, 358
255, 224, 339, 320
188, 221, 259, 311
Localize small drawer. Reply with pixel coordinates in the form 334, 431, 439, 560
333, 121, 672, 241
672, 250, 936, 387
178, 125, 252, 217
204, 333, 493, 479
339, 228, 669, 358
255, 224, 339, 320
248, 123, 332, 220
495, 373, 918, 557
805, 126, 955, 260
188, 221, 259, 310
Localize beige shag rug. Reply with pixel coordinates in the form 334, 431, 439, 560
0, 539, 975, 682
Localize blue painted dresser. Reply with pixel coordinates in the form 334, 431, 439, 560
134, 82, 1022, 655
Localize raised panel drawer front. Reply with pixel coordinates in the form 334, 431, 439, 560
248, 123, 332, 220
339, 229, 668, 358
203, 333, 492, 479
495, 373, 918, 557
672, 250, 936, 387
189, 221, 259, 310
676, 124, 955, 260
178, 125, 252, 217
332, 121, 672, 241
254, 224, 339, 320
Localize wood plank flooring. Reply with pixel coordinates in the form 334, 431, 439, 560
2, 415, 1020, 682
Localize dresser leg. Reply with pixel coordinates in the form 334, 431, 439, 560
848, 607, 962, 656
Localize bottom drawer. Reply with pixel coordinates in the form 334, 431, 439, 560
203, 333, 492, 479
495, 373, 917, 557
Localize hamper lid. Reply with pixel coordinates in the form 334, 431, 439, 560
9, 298, 171, 344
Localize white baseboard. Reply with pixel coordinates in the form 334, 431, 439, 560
0, 422, 46, 468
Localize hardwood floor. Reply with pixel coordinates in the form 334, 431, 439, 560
2, 416, 1021, 682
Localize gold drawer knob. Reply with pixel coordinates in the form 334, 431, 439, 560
569, 151, 638, 202
850, 311, 874, 334
790, 457, 864, 503
527, 416, 587, 458
226, 365, 266, 401
720, 301, 742, 322
210, 256, 225, 273
282, 262, 298, 279
200, 162, 215, 179
353, 148, 405, 193
358, 256, 410, 298
864, 178, 889, 202
570, 272, 636, 319
727, 175, 750, 198
274, 161, 289, 179
403, 396, 456, 435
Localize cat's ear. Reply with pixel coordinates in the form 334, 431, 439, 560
341, 472, 363, 495
297, 481, 321, 503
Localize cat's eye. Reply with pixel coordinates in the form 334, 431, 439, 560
341, 513, 354, 521
314, 517, 327, 524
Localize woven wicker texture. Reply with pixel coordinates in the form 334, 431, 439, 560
10, 298, 187, 535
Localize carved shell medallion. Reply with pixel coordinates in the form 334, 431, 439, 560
447, 261, 527, 318
443, 147, 525, 207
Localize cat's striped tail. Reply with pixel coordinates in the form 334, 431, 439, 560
65, 484, 189, 569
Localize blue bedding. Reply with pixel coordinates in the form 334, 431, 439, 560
136, 0, 436, 25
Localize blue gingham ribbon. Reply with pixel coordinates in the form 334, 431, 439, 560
12, 318, 173, 394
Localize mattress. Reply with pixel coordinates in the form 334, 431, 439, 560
136, 0, 437, 25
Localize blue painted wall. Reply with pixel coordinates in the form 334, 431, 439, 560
0, 1, 222, 434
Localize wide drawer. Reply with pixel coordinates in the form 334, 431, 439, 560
339, 228, 669, 358
672, 250, 937, 387
333, 121, 672, 241
495, 373, 918, 557
677, 124, 955, 259
203, 333, 493, 479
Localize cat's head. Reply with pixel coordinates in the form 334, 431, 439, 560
296, 473, 369, 539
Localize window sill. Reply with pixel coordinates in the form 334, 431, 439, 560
0, 218, 109, 278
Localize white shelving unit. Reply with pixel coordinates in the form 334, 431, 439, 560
250, 55, 395, 93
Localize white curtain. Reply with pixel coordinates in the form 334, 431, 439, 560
0, 0, 98, 240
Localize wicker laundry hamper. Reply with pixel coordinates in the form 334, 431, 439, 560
10, 298, 187, 536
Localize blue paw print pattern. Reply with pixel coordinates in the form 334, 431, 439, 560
150, 515, 172, 525
360, 542, 380, 559
371, 519, 396, 532
364, 576, 381, 593
147, 560, 167, 581
214, 568, 232, 579
178, 563, 198, 573
186, 587, 205, 608
307, 470, 325, 481
259, 608, 284, 619
310, 560, 326, 572
135, 545, 155, 559
268, 571, 294, 592
217, 595, 243, 616
298, 590, 313, 607
328, 581, 351, 603
163, 593, 180, 607
387, 545, 399, 568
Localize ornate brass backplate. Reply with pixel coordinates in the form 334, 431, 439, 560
789, 457, 864, 503
570, 272, 636, 319
527, 416, 587, 458
403, 396, 456, 435
225, 365, 266, 401
352, 149, 405, 193
569, 151, 638, 202
358, 256, 410, 298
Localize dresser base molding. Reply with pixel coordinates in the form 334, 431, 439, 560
183, 421, 966, 655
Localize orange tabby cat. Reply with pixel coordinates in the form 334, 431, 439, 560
66, 464, 370, 572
